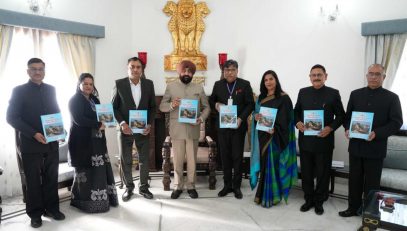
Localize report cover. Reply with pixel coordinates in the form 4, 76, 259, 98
349, 111, 374, 140
256, 107, 278, 132
41, 113, 66, 143
304, 110, 324, 136
219, 105, 238, 128
129, 110, 147, 134
178, 99, 198, 124
95, 104, 116, 127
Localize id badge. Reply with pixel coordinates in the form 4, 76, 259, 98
228, 97, 233, 105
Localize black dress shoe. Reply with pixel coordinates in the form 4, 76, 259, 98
218, 187, 233, 197
139, 188, 154, 199
187, 189, 198, 199
171, 189, 183, 199
31, 218, 42, 228
300, 201, 314, 212
315, 204, 324, 215
44, 210, 65, 220
233, 188, 243, 199
339, 209, 358, 217
122, 189, 134, 202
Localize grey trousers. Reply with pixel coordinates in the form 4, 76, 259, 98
118, 133, 150, 191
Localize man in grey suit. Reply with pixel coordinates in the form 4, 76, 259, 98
159, 60, 210, 199
112, 57, 156, 201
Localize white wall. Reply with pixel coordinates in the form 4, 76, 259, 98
1, 0, 407, 164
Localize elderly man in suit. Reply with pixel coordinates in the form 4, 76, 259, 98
339, 64, 403, 217
209, 59, 255, 199
7, 58, 65, 228
112, 57, 156, 201
294, 64, 345, 215
159, 60, 210, 199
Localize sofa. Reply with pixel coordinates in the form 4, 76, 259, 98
380, 134, 407, 194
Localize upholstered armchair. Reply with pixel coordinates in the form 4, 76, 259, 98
162, 120, 217, 191
15, 132, 74, 202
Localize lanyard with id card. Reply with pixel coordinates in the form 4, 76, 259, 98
227, 81, 236, 106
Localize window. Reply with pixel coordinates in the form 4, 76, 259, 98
391, 41, 407, 130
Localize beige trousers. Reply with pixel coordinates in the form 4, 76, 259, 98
172, 138, 198, 190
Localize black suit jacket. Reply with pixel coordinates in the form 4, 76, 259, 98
209, 78, 254, 132
294, 85, 345, 153
7, 81, 60, 154
68, 93, 105, 167
111, 77, 156, 133
344, 87, 403, 158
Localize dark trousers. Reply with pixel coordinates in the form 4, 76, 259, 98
300, 150, 333, 205
348, 154, 383, 211
118, 133, 150, 191
21, 150, 59, 219
217, 128, 246, 189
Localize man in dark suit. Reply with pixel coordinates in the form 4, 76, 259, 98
7, 58, 65, 228
209, 59, 254, 199
294, 64, 345, 215
112, 57, 156, 201
339, 64, 403, 217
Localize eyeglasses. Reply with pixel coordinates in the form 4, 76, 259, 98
224, 68, 237, 73
367, 72, 383, 78
310, 73, 324, 78
28, 68, 45, 72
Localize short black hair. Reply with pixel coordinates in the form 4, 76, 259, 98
27, 58, 45, 66
310, 64, 326, 73
223, 59, 238, 70
127, 57, 145, 70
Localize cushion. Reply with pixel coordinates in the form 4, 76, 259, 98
383, 136, 407, 170
381, 168, 407, 192
59, 141, 69, 163
58, 162, 74, 182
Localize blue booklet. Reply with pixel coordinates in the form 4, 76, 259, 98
219, 105, 238, 128
95, 104, 116, 127
129, 110, 147, 134
40, 113, 66, 143
304, 110, 324, 136
178, 99, 198, 124
349, 111, 374, 140
256, 107, 278, 132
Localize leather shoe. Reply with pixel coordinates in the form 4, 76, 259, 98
31, 218, 42, 228
339, 208, 358, 217
139, 188, 154, 199
300, 201, 314, 212
44, 210, 65, 220
187, 189, 198, 199
171, 189, 183, 199
122, 189, 134, 202
315, 204, 324, 215
233, 188, 243, 199
218, 187, 233, 197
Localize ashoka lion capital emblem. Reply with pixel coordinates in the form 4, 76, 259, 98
163, 0, 210, 71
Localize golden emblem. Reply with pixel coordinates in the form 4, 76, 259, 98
163, 0, 210, 71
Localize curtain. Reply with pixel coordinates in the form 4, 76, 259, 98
365, 33, 407, 89
57, 33, 96, 78
0, 25, 18, 197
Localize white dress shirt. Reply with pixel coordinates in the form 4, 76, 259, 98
129, 78, 141, 108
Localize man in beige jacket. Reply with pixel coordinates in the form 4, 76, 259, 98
159, 60, 210, 199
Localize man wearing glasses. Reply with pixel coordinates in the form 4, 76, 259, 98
209, 59, 254, 199
7, 58, 65, 228
339, 64, 403, 217
294, 64, 345, 215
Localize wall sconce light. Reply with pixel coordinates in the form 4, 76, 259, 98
27, 0, 52, 16
218, 53, 227, 80
138, 52, 147, 79
320, 3, 339, 22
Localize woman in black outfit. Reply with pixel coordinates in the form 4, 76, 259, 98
68, 73, 118, 213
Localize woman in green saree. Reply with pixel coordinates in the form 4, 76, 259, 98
250, 70, 298, 208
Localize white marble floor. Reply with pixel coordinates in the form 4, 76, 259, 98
0, 174, 382, 231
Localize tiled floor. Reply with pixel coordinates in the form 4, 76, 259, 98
0, 173, 382, 231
